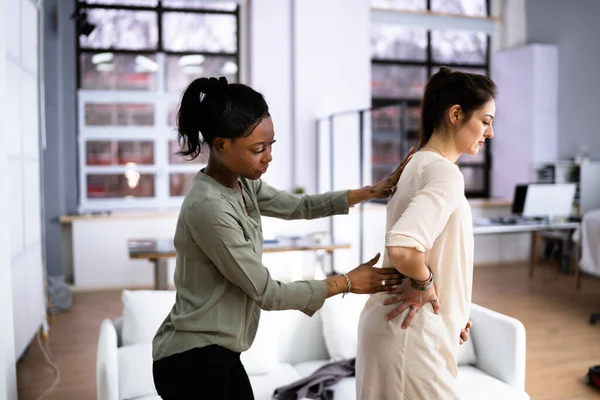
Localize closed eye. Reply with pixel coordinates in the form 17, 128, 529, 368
254, 140, 277, 154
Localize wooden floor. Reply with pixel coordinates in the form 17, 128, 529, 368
16, 262, 600, 400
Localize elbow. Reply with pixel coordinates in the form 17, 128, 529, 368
255, 294, 279, 311
386, 246, 421, 274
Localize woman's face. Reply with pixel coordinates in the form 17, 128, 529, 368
219, 117, 276, 180
454, 99, 495, 156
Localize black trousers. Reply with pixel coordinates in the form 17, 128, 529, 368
153, 345, 255, 400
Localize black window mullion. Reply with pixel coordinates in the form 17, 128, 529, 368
157, 1, 163, 52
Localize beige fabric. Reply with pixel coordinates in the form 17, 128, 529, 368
356, 151, 474, 400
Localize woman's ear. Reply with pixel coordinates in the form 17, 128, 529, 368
448, 105, 463, 125
213, 138, 226, 154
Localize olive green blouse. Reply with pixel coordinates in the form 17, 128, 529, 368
152, 171, 350, 361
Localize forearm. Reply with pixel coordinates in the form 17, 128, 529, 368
386, 246, 430, 281
324, 275, 348, 298
347, 186, 375, 207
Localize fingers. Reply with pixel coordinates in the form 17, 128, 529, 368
465, 320, 473, 330
432, 298, 441, 315
459, 328, 469, 345
401, 305, 419, 329
383, 295, 403, 306
389, 147, 416, 181
377, 268, 403, 276
385, 302, 411, 321
363, 252, 381, 266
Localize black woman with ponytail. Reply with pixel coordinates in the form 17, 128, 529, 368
151, 77, 414, 399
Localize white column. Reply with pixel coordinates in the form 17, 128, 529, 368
0, 0, 18, 396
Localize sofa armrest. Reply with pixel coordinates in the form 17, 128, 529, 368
97, 319, 120, 400
470, 303, 527, 390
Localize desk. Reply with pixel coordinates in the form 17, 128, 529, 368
128, 238, 351, 290
473, 220, 580, 276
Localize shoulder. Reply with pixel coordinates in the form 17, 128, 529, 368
418, 155, 464, 185
182, 195, 237, 227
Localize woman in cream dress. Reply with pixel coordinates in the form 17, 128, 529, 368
356, 67, 497, 400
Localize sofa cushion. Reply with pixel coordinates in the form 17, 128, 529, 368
121, 290, 175, 346
248, 364, 302, 400
457, 337, 477, 365
118, 342, 156, 399
457, 365, 530, 400
320, 294, 369, 361
241, 310, 281, 375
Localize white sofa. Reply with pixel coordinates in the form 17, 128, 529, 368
97, 290, 530, 400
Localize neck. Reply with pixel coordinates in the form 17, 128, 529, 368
204, 158, 239, 189
422, 133, 460, 163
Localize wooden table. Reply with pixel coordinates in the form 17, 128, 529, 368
128, 237, 351, 290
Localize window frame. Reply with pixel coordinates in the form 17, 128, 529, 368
370, 0, 492, 198
75, 0, 240, 211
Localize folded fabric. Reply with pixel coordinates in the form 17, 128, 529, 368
273, 358, 355, 400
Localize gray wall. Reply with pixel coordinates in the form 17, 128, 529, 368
526, 0, 600, 160
42, 0, 78, 277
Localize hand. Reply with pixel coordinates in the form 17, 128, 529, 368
459, 321, 472, 345
346, 253, 404, 295
368, 147, 415, 199
382, 277, 440, 329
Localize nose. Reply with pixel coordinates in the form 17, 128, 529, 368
485, 126, 494, 139
263, 147, 273, 164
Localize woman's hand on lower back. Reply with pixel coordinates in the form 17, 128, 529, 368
382, 277, 440, 329
346, 253, 404, 294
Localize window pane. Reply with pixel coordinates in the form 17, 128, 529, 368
165, 54, 237, 93
162, 12, 237, 53
371, 25, 427, 61
80, 53, 157, 90
372, 105, 402, 132
371, 0, 427, 11
86, 140, 154, 165
87, 173, 155, 198
161, 0, 237, 10
169, 140, 209, 164
460, 166, 485, 192
85, 103, 154, 126
431, 0, 487, 16
170, 173, 197, 196
431, 30, 487, 64
372, 65, 427, 99
431, 65, 487, 76
80, 9, 158, 50
85, 0, 158, 5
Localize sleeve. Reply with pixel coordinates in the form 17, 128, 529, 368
386, 160, 464, 252
185, 200, 328, 316
252, 179, 349, 220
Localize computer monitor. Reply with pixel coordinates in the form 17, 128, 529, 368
522, 183, 577, 218
511, 184, 528, 215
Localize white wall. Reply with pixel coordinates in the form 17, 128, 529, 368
249, 0, 371, 195
6, 0, 46, 361
0, 0, 18, 396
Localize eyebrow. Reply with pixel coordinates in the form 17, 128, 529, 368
485, 114, 494, 120
252, 139, 275, 146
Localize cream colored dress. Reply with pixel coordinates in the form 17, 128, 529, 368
356, 151, 474, 400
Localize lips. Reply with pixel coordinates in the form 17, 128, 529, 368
257, 166, 268, 174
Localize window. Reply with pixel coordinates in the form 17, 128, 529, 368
76, 0, 240, 211
370, 0, 491, 198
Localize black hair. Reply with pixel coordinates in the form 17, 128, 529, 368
176, 76, 270, 160
418, 66, 497, 149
